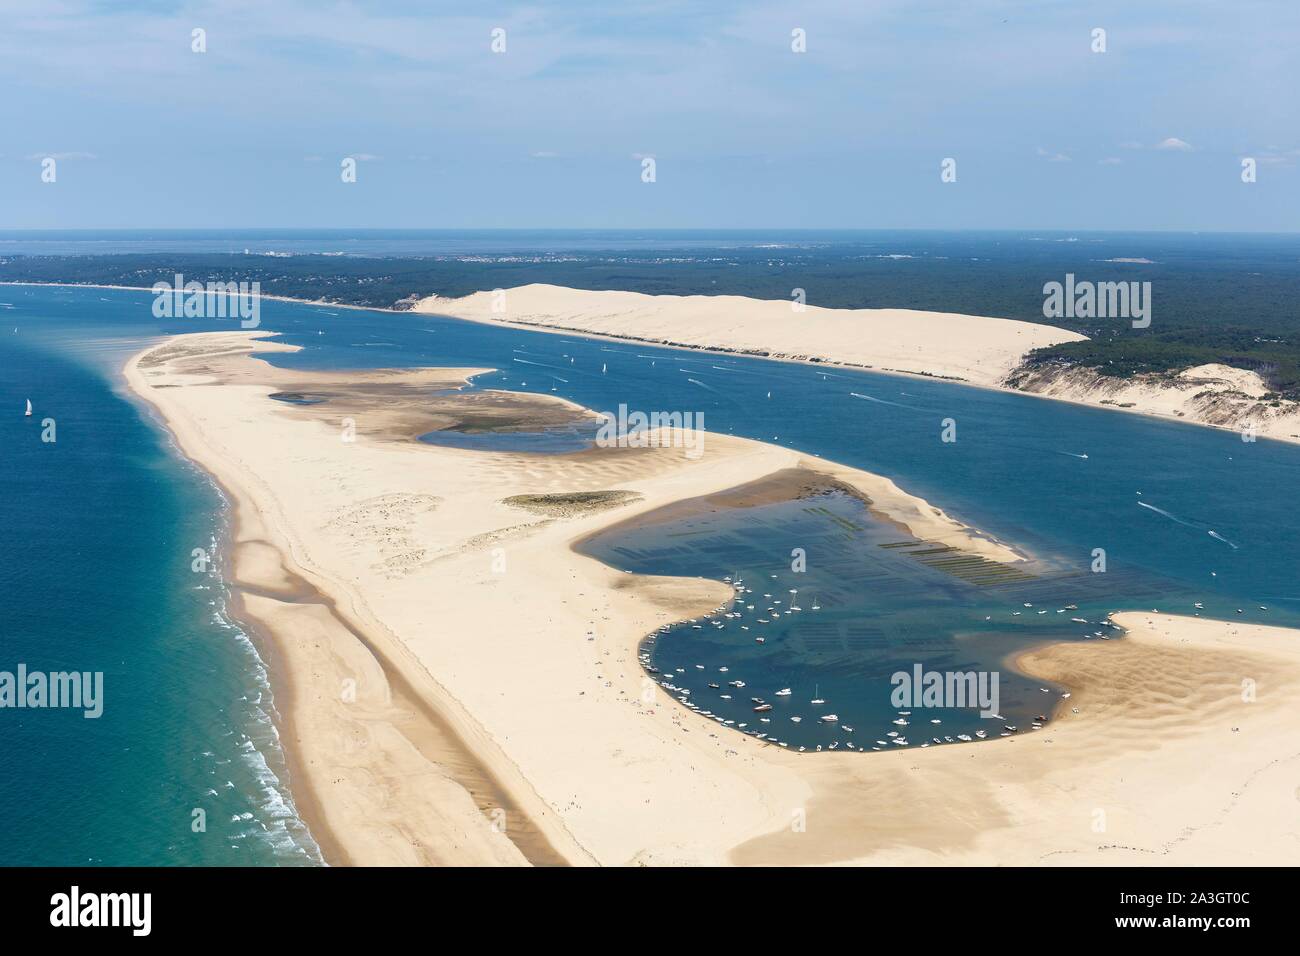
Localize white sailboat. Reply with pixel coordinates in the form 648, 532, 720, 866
25, 398, 32, 417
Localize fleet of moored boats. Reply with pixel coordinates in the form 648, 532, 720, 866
637, 572, 1254, 753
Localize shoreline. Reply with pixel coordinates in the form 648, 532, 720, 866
123, 336, 591, 866
120, 329, 1300, 865
12, 279, 1299, 447
220, 497, 345, 866
1, 280, 404, 315
115, 338, 339, 863
116, 353, 340, 865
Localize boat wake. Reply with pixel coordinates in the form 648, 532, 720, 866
849, 391, 921, 411
1207, 530, 1240, 550
1138, 501, 1240, 549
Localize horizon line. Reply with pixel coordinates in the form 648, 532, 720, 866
3, 226, 1300, 237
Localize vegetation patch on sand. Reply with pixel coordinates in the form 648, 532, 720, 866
502, 490, 642, 518
1019, 329, 1300, 399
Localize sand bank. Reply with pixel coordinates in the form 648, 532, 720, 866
127, 331, 1300, 866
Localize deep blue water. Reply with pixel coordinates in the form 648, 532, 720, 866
3, 271, 1299, 862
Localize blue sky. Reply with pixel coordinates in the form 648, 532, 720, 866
2, 0, 1297, 230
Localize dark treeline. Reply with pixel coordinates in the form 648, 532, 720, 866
4, 248, 1298, 397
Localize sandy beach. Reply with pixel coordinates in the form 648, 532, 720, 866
124, 330, 1300, 866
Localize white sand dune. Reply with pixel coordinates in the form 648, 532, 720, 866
417, 283, 1086, 388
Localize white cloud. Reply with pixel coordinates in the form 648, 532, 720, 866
1155, 137, 1194, 151
1036, 147, 1070, 162
1255, 149, 1300, 167
1098, 157, 1123, 165
26, 151, 96, 160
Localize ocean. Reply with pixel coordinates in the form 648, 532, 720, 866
3, 232, 1299, 862
0, 293, 319, 865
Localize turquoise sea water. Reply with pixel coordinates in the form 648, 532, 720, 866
0, 295, 319, 865
3, 257, 1299, 861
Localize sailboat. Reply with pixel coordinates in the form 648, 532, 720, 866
25, 399, 32, 417
810, 684, 825, 705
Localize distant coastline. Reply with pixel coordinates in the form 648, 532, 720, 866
0, 280, 403, 314
12, 278, 1300, 445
